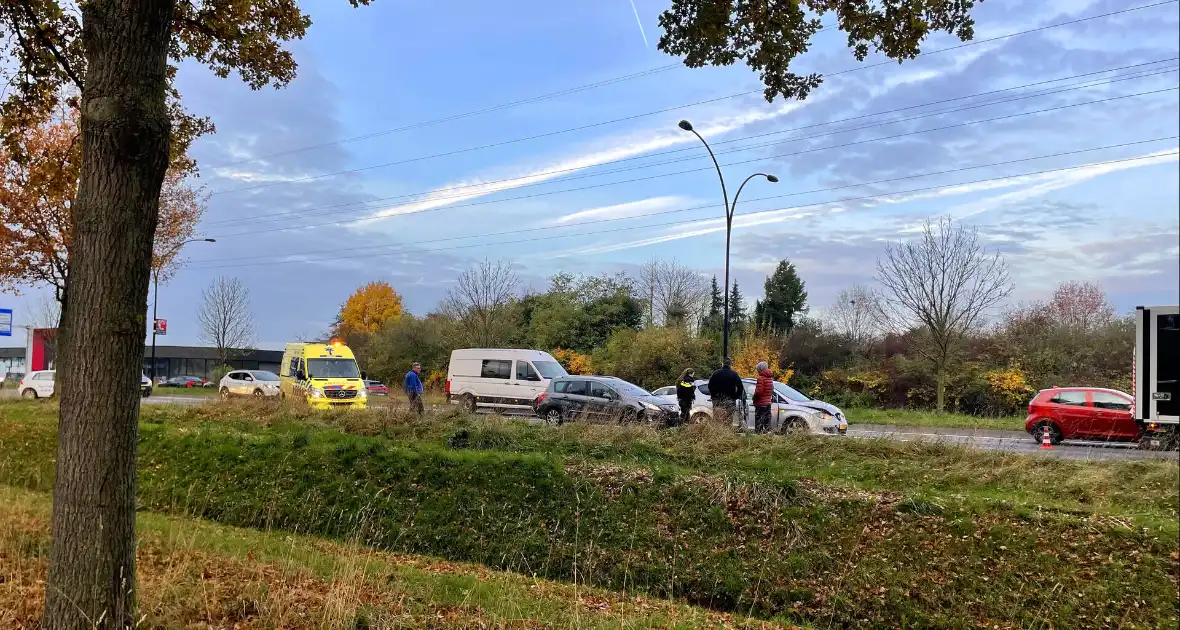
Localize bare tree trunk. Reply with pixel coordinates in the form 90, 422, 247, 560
935, 363, 946, 412
45, 1, 176, 627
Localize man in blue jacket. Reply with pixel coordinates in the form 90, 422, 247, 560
404, 362, 425, 416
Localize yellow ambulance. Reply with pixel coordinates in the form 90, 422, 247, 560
279, 341, 368, 409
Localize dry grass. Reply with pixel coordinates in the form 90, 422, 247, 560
0, 485, 797, 629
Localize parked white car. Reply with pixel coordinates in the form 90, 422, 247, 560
18, 370, 55, 399
656, 378, 848, 435
219, 370, 282, 399
446, 348, 568, 413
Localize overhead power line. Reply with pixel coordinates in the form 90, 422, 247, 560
203, 85, 1180, 239
187, 137, 1179, 268
207, 22, 845, 169
208, 1, 1180, 196
202, 62, 1178, 229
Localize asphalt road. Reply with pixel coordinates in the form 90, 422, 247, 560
848, 423, 1179, 461
135, 395, 1179, 461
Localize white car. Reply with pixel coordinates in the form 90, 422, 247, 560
219, 370, 282, 399
656, 378, 848, 435
18, 370, 55, 399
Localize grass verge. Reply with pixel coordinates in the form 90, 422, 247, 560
2, 400, 1177, 628
844, 407, 1025, 431
0, 485, 785, 629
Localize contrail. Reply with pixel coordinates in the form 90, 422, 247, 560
627, 0, 649, 47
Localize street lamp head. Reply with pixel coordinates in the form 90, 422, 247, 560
677, 120, 694, 131
766, 174, 779, 183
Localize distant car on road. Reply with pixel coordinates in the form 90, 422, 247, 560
162, 376, 206, 388
364, 380, 389, 396
1025, 387, 1137, 444
655, 378, 847, 435
140, 373, 152, 398
219, 370, 281, 399
18, 370, 55, 399
535, 375, 680, 425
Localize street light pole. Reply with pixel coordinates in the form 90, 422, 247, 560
150, 238, 215, 383
679, 120, 777, 364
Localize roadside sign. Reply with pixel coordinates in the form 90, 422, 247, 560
154, 318, 167, 335
0, 308, 11, 336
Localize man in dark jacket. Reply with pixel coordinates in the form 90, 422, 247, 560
675, 368, 696, 426
707, 360, 744, 428
753, 361, 774, 433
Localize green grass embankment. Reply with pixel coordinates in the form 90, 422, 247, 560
1, 400, 1176, 629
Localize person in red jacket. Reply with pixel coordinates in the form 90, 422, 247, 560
753, 361, 774, 434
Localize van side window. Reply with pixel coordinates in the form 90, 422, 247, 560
481, 360, 511, 379
288, 357, 298, 377
515, 361, 540, 381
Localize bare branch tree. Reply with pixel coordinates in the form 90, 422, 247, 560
1045, 281, 1115, 331
825, 284, 879, 348
636, 258, 709, 328
440, 259, 520, 347
196, 276, 256, 367
874, 218, 1013, 411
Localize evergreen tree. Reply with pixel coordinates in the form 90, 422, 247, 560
700, 275, 724, 333
728, 280, 746, 336
757, 259, 808, 334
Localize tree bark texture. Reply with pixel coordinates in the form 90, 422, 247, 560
44, 1, 176, 627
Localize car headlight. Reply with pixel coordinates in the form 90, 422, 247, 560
357, 387, 367, 399
309, 387, 324, 398
640, 401, 660, 411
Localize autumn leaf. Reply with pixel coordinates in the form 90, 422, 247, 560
0, 111, 207, 298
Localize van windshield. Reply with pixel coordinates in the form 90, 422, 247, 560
532, 360, 568, 379
306, 358, 361, 379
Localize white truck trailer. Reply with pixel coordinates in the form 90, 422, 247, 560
1134, 305, 1178, 449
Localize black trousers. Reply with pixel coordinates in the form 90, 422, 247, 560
754, 405, 772, 433
407, 392, 424, 416
678, 400, 692, 425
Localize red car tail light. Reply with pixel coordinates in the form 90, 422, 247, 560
445, 379, 451, 395
536, 392, 547, 404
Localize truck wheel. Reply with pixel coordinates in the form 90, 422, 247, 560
460, 393, 477, 413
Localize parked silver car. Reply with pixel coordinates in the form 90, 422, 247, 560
219, 370, 282, 399
656, 378, 847, 435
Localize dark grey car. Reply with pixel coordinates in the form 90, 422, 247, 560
536, 375, 681, 425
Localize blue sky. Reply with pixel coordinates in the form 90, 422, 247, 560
3, 0, 1179, 349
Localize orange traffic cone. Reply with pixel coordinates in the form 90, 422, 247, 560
1040, 427, 1054, 450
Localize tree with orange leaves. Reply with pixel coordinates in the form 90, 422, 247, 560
0, 112, 207, 307
334, 281, 405, 337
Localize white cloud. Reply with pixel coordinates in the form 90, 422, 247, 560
347, 95, 829, 226
944, 149, 1179, 222
548, 196, 690, 225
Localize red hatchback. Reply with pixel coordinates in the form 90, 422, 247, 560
1025, 387, 1137, 444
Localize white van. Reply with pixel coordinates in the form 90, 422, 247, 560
446, 349, 568, 413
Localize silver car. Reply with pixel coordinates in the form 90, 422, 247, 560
656, 379, 848, 435
218, 370, 282, 399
